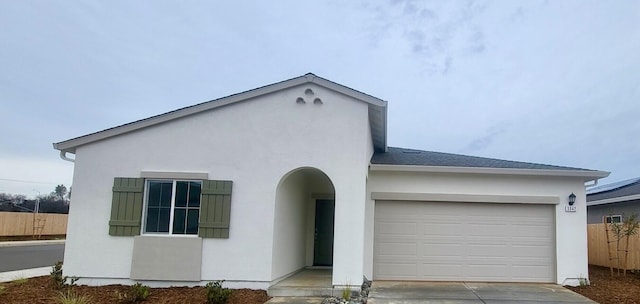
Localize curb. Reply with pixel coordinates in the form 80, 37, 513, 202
0, 266, 51, 283
0, 240, 65, 247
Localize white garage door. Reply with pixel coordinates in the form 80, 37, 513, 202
374, 201, 555, 282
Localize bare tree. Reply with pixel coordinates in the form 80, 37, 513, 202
609, 213, 640, 276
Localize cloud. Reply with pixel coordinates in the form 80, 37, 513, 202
463, 122, 511, 153
362, 0, 487, 75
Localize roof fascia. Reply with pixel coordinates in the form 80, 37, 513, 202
54, 74, 388, 153
369, 164, 610, 181
309, 76, 387, 107
587, 194, 640, 206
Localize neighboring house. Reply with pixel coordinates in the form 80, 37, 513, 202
587, 177, 640, 224
53, 73, 609, 291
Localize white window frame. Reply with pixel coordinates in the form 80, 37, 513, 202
142, 179, 202, 236
604, 215, 622, 224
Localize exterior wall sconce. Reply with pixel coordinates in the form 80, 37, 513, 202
565, 192, 577, 213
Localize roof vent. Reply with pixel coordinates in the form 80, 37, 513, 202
305, 88, 314, 96
296, 97, 306, 104
313, 98, 323, 105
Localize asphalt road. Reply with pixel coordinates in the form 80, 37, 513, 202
0, 244, 65, 272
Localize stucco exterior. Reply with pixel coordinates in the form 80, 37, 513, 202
64, 83, 373, 288
56, 74, 607, 291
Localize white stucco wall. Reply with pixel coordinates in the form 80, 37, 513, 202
272, 169, 309, 280
365, 171, 589, 285
64, 83, 372, 288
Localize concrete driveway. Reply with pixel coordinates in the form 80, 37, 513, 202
368, 281, 596, 304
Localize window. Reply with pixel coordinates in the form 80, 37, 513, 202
109, 177, 232, 238
605, 215, 622, 223
144, 180, 202, 235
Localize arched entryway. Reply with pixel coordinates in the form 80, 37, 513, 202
271, 167, 335, 281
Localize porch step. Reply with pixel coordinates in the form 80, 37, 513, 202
269, 268, 335, 297
265, 297, 325, 304
268, 286, 334, 297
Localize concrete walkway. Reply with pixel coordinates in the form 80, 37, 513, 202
368, 281, 596, 304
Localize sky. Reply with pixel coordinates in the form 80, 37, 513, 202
1, 1, 639, 198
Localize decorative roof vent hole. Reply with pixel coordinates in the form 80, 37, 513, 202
313, 98, 323, 105
305, 88, 314, 96
296, 97, 306, 104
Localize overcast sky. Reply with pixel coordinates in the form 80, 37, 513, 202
1, 1, 639, 198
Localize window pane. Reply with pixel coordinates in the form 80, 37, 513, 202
173, 208, 186, 234
188, 182, 201, 207
145, 207, 170, 233
158, 207, 170, 232
146, 181, 172, 233
148, 182, 162, 207
186, 209, 199, 234
160, 182, 173, 207
175, 182, 188, 207
145, 207, 159, 232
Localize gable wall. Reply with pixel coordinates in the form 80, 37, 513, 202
64, 83, 373, 287
365, 171, 588, 285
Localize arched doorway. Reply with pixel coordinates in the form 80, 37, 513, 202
271, 167, 335, 280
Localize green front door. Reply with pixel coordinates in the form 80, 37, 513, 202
313, 199, 335, 266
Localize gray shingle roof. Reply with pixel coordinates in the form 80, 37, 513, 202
587, 178, 640, 202
371, 147, 593, 171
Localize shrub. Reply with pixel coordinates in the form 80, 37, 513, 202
115, 283, 151, 303
341, 280, 352, 301
56, 291, 92, 304
50, 261, 78, 289
205, 281, 232, 304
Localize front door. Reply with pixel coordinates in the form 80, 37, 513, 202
313, 199, 335, 266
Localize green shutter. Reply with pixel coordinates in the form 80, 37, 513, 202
108, 177, 144, 236
199, 180, 233, 238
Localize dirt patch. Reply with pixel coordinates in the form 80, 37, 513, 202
567, 265, 640, 304
0, 276, 270, 304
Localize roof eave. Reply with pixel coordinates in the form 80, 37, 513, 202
369, 164, 610, 181
587, 194, 640, 206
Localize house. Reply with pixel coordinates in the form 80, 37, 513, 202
53, 73, 609, 292
587, 177, 640, 224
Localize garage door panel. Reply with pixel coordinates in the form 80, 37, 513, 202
374, 201, 555, 282
512, 266, 554, 280
376, 242, 417, 256
511, 246, 553, 257
422, 225, 467, 237
376, 262, 418, 278
422, 243, 464, 256
376, 221, 418, 235
467, 244, 509, 257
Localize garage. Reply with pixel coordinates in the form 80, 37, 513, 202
373, 200, 555, 282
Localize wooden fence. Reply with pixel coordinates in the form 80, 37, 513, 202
0, 212, 68, 237
588, 223, 640, 270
